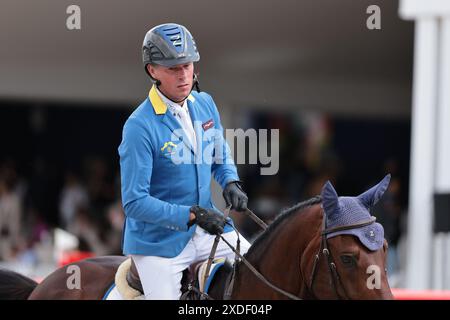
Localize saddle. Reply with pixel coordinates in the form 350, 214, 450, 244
114, 257, 231, 300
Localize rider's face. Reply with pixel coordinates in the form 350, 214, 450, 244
148, 63, 194, 103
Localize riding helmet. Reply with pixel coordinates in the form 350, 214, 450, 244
142, 23, 200, 76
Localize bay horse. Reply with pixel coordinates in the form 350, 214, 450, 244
0, 175, 394, 300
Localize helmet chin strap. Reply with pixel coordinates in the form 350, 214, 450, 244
193, 73, 201, 93
155, 74, 201, 104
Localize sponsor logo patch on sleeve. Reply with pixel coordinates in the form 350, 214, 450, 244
202, 119, 214, 131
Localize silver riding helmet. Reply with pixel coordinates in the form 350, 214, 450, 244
142, 23, 200, 75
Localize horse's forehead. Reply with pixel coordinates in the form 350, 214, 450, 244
326, 196, 384, 252
339, 196, 363, 209
328, 196, 370, 226
327, 222, 385, 252
340, 197, 369, 214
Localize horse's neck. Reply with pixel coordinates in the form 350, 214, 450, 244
231, 204, 322, 299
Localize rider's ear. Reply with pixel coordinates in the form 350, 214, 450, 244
321, 181, 339, 219
357, 174, 391, 209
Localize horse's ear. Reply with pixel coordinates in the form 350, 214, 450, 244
321, 181, 339, 218
357, 174, 391, 209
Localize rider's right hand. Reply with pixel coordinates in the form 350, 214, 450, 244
187, 205, 225, 235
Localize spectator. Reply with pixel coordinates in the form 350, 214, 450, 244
59, 171, 89, 229
68, 207, 108, 256
0, 177, 23, 260
104, 200, 125, 255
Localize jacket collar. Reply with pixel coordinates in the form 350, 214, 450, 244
148, 85, 196, 115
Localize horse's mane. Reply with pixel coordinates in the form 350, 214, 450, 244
244, 195, 322, 258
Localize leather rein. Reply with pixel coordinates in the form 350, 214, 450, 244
197, 206, 376, 300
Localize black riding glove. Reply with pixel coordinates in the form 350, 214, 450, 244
223, 180, 248, 212
188, 205, 225, 235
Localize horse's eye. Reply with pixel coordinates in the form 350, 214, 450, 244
340, 254, 356, 268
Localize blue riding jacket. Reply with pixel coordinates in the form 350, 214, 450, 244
118, 85, 239, 257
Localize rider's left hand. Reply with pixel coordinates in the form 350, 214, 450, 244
223, 181, 248, 212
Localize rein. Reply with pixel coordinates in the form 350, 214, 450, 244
198, 206, 376, 300
219, 221, 300, 300
199, 207, 300, 300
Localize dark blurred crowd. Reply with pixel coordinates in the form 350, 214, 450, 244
0, 111, 408, 278
230, 112, 407, 277
0, 157, 124, 264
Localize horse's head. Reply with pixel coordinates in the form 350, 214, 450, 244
303, 174, 393, 299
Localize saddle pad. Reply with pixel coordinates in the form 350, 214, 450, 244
197, 257, 226, 294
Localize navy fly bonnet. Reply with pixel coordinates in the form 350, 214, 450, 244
320, 174, 391, 251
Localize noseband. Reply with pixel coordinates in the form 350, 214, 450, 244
308, 211, 377, 299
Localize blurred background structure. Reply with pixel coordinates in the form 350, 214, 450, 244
0, 0, 448, 292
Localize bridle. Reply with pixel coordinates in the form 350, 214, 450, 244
308, 212, 377, 299
197, 206, 377, 300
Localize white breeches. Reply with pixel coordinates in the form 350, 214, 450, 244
130, 226, 251, 300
